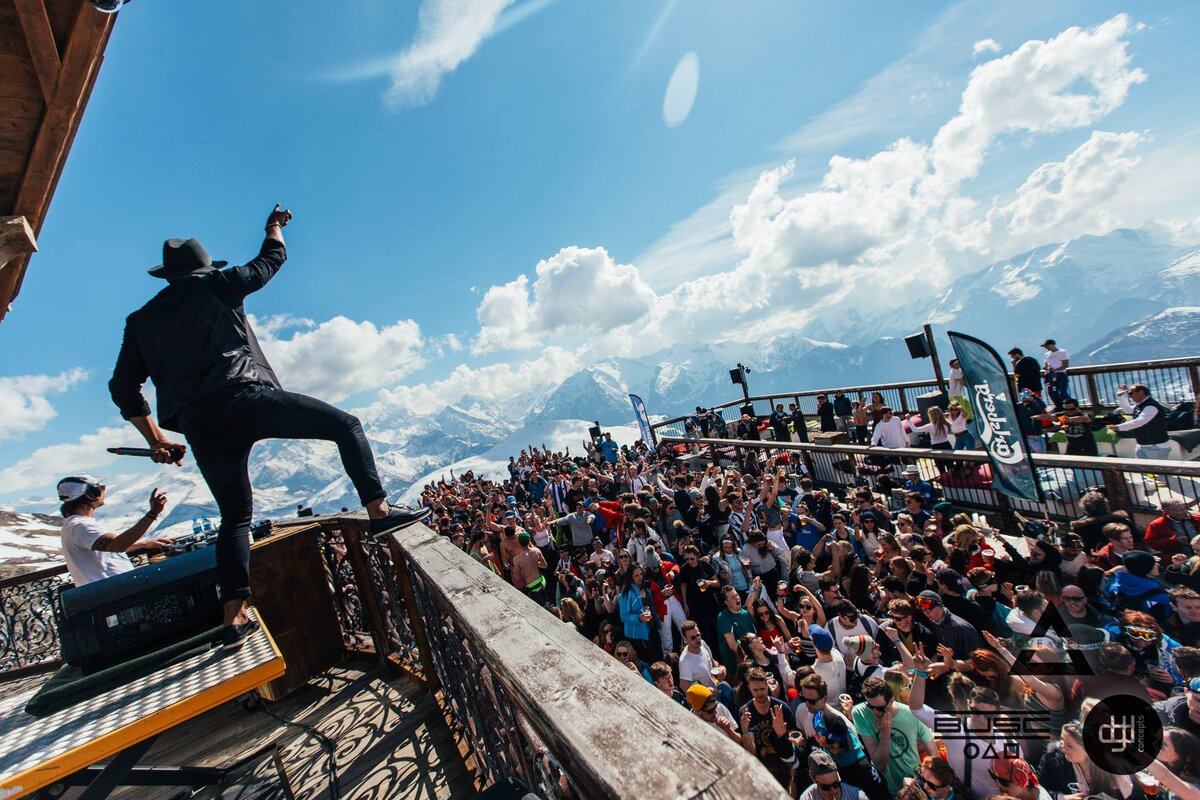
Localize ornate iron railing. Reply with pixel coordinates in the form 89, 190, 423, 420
386, 523, 788, 799
0, 564, 71, 676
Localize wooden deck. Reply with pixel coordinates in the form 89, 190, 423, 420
38, 660, 476, 800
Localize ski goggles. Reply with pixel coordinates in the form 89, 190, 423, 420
1124, 625, 1160, 642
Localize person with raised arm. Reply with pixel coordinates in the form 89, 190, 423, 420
108, 205, 429, 649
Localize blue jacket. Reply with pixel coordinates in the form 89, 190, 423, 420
1112, 571, 1171, 619
618, 587, 654, 641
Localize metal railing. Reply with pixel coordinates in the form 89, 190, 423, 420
661, 436, 1200, 527
0, 564, 70, 677
650, 355, 1200, 439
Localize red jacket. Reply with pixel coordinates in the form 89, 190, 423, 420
596, 500, 625, 543
648, 561, 681, 618
1144, 514, 1200, 562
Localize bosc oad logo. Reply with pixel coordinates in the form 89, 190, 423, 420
972, 382, 1026, 466
1082, 695, 1163, 775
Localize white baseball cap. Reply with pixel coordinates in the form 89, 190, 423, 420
56, 474, 103, 502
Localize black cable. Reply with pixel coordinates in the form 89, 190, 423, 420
243, 691, 341, 800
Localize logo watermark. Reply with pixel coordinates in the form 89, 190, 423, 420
973, 381, 1026, 465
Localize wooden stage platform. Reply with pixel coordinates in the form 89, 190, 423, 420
14, 660, 476, 800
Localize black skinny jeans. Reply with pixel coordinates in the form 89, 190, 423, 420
182, 385, 388, 602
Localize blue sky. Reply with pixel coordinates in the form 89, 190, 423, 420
2, 0, 1199, 501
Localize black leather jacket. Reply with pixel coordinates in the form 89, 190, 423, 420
109, 239, 287, 432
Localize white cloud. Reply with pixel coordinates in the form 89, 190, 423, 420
253, 315, 425, 403
932, 14, 1146, 187
0, 425, 127, 495
0, 369, 89, 440
323, 0, 559, 95
625, 15, 1152, 350
369, 345, 583, 416
384, 0, 518, 108
972, 38, 1002, 56
981, 130, 1145, 247
473, 246, 657, 354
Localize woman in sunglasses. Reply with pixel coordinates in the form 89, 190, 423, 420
1037, 721, 1133, 799
750, 598, 792, 652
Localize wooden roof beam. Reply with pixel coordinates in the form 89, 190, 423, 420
13, 0, 60, 103
0, 3, 113, 323
0, 216, 37, 268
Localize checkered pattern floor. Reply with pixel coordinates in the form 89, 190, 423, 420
0, 610, 277, 785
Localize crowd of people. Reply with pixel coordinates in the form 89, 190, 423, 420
414, 436, 1200, 800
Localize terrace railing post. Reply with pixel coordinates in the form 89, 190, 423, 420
1085, 373, 1101, 412
1102, 467, 1131, 514
1190, 364, 1200, 405
340, 520, 393, 658
387, 534, 440, 690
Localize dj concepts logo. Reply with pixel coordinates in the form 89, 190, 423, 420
973, 381, 1026, 466
1083, 695, 1163, 775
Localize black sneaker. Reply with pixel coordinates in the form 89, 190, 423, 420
221, 618, 261, 651
369, 504, 432, 537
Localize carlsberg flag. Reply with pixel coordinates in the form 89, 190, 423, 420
629, 394, 656, 446
948, 332, 1043, 503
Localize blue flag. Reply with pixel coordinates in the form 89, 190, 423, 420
629, 394, 656, 447
948, 331, 1042, 502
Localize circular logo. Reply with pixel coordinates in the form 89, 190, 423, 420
1082, 695, 1163, 775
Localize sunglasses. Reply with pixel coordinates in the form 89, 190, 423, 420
867, 702, 888, 714
921, 775, 950, 791
815, 780, 841, 792
889, 614, 910, 622
800, 604, 814, 610
803, 696, 824, 706
1062, 595, 1086, 602
615, 650, 631, 658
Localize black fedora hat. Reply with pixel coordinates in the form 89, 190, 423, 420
148, 238, 228, 279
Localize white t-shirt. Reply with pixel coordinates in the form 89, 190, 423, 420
61, 515, 133, 586
948, 366, 966, 397
679, 642, 717, 689
1044, 349, 1069, 371
813, 652, 847, 698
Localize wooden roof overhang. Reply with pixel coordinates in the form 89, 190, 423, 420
0, 0, 115, 323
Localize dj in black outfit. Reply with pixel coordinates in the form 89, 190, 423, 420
109, 205, 428, 649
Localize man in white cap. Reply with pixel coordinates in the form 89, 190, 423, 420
56, 475, 173, 587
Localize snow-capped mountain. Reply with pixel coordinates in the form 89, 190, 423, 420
1081, 307, 1200, 363
920, 229, 1200, 358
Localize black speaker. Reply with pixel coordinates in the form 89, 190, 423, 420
740, 403, 755, 419
588, 425, 602, 439
916, 390, 948, 417
905, 333, 930, 359
729, 368, 744, 385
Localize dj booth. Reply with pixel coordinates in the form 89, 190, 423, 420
0, 519, 357, 799
0, 609, 285, 799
